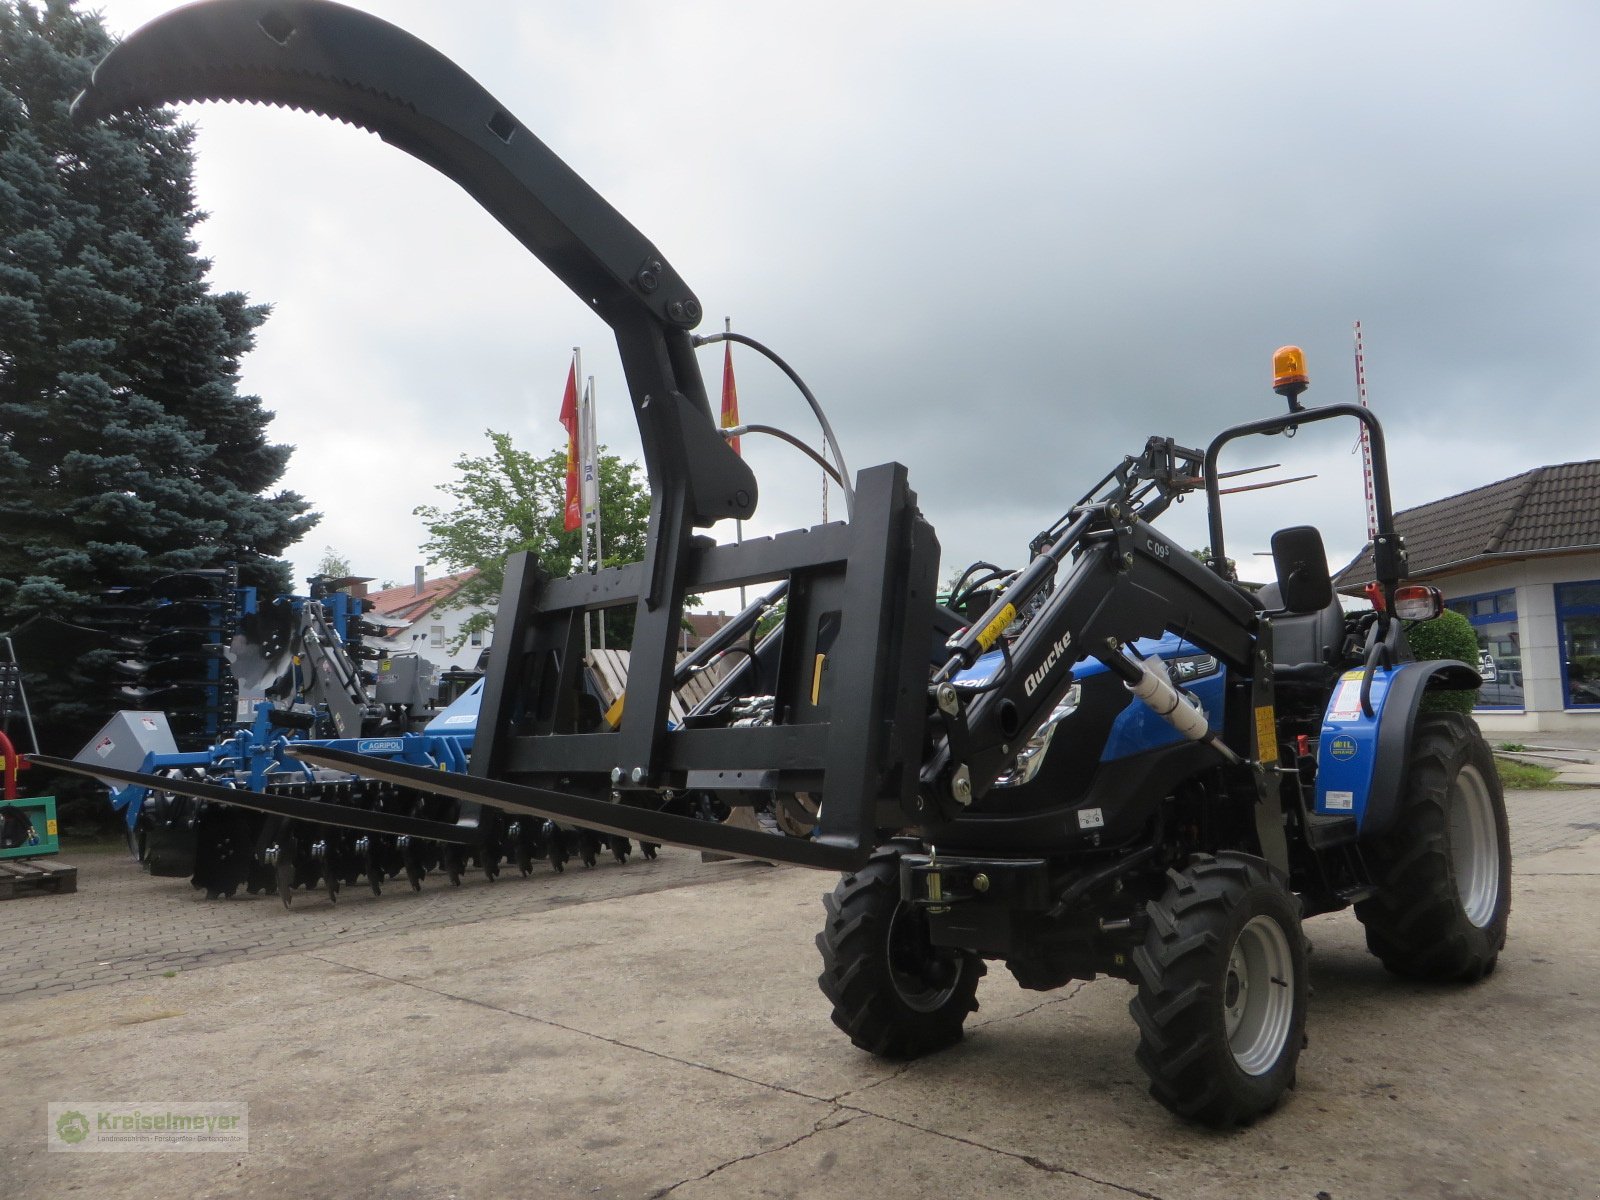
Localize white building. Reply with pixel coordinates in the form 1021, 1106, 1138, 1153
1335, 460, 1600, 733
363, 569, 493, 672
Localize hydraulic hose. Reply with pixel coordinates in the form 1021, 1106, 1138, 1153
694, 331, 854, 518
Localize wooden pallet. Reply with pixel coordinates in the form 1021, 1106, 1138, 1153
0, 857, 78, 900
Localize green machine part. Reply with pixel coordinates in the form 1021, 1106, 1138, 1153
0, 796, 60, 860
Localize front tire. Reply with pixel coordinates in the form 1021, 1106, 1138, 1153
1130, 852, 1308, 1127
816, 849, 984, 1059
1355, 712, 1510, 982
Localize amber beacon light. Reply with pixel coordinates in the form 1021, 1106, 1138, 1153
1272, 344, 1309, 411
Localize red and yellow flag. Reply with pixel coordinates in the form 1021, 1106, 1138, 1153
560, 359, 581, 531
720, 342, 740, 455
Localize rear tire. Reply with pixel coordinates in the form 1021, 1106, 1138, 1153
815, 849, 984, 1059
1355, 712, 1510, 982
1130, 852, 1307, 1128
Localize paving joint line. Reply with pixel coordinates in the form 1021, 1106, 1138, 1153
646, 1109, 863, 1199
303, 952, 835, 1107
307, 954, 1165, 1199
971, 979, 1090, 1030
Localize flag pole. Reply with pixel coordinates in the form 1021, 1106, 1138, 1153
725, 316, 746, 612
821, 441, 829, 523
572, 346, 591, 657
587, 373, 605, 650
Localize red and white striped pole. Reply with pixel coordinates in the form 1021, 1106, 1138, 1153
1354, 320, 1379, 541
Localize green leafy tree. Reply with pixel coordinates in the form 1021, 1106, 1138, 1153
0, 1, 315, 748
1191, 546, 1239, 578
312, 546, 352, 579
414, 430, 653, 646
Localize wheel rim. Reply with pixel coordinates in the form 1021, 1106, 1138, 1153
885, 903, 964, 1013
1448, 764, 1500, 928
1223, 914, 1295, 1076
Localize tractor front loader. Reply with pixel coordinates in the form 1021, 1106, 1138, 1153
36, 0, 1511, 1127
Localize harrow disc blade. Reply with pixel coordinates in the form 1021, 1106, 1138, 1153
275, 832, 295, 909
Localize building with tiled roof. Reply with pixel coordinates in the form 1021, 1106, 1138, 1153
1334, 461, 1600, 731
364, 568, 489, 671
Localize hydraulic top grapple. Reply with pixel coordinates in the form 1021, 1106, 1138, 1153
38, 0, 1512, 1128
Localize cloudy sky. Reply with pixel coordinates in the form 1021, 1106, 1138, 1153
93, 0, 1600, 601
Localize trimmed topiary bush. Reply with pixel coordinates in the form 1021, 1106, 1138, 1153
1404, 608, 1480, 715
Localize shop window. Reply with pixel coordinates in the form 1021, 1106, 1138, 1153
1557, 581, 1600, 708
1447, 588, 1522, 708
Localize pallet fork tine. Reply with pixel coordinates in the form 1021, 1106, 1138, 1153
29, 754, 481, 846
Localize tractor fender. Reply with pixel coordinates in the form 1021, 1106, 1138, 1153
1315, 659, 1480, 836
1362, 658, 1480, 836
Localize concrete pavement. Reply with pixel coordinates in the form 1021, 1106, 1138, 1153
3, 790, 1597, 1199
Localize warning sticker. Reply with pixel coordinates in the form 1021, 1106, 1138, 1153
1327, 677, 1365, 722
975, 604, 1018, 652
94, 737, 114, 759
1254, 705, 1278, 759
1325, 790, 1355, 811
1077, 807, 1105, 830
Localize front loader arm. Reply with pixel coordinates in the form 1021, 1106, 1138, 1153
924, 518, 1262, 811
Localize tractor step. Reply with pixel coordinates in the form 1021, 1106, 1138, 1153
1303, 812, 1359, 850
0, 857, 78, 900
1336, 883, 1379, 904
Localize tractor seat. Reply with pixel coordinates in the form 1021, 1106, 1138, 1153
1257, 582, 1345, 679
1258, 526, 1345, 683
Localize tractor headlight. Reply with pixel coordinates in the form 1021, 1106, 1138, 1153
993, 683, 1080, 788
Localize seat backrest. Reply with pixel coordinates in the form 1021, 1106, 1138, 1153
1260, 526, 1342, 668
1260, 591, 1346, 668
1270, 526, 1334, 615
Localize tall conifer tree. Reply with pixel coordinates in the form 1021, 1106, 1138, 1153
0, 1, 316, 744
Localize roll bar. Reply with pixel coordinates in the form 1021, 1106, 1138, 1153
1203, 403, 1408, 605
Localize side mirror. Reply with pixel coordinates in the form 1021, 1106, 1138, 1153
1270, 526, 1333, 614
1393, 584, 1444, 621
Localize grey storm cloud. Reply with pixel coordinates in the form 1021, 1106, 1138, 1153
94, 0, 1600, 589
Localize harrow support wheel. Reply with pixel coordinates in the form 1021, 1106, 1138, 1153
1130, 852, 1307, 1128
815, 848, 984, 1059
